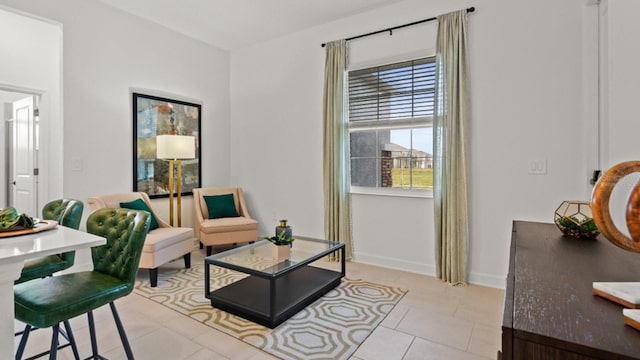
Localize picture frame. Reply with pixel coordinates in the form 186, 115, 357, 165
132, 92, 201, 198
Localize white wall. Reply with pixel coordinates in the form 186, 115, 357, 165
0, 0, 231, 230
602, 0, 640, 167
587, 0, 640, 236
1, 0, 620, 288
0, 8, 62, 213
231, 0, 598, 288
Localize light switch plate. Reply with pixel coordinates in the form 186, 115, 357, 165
528, 158, 547, 175
71, 157, 82, 171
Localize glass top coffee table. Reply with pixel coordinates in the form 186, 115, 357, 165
204, 237, 345, 328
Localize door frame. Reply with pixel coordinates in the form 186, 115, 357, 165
1, 85, 48, 214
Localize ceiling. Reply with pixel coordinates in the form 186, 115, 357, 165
97, 0, 405, 50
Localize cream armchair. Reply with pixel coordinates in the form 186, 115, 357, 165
87, 192, 195, 287
193, 187, 258, 256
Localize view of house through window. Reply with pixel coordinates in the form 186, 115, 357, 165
348, 57, 434, 190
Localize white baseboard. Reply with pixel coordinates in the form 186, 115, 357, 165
353, 251, 436, 277
352, 251, 506, 289
468, 271, 506, 289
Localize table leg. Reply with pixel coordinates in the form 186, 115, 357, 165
0, 261, 25, 360
204, 262, 211, 299
270, 278, 276, 325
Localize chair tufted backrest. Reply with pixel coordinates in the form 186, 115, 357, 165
41, 198, 84, 266
42, 199, 84, 230
86, 208, 150, 285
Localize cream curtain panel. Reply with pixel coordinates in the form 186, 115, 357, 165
433, 10, 470, 284
322, 39, 353, 260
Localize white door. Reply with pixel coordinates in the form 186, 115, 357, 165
11, 96, 37, 216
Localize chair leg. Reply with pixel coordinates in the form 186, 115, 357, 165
62, 320, 80, 360
87, 310, 100, 359
110, 302, 134, 360
206, 246, 213, 256
149, 268, 158, 287
15, 324, 32, 360
49, 324, 59, 360
184, 252, 191, 268
199, 241, 203, 249
14, 323, 79, 360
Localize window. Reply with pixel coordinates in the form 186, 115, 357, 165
348, 57, 434, 191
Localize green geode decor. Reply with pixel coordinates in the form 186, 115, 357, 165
554, 201, 600, 239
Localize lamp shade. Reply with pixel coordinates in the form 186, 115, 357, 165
156, 135, 195, 160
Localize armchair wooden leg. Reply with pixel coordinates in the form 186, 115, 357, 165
184, 252, 191, 268
199, 241, 203, 249
206, 246, 213, 257
149, 268, 158, 287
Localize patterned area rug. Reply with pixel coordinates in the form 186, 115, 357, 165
134, 263, 406, 360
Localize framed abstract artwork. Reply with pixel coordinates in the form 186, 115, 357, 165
132, 92, 201, 198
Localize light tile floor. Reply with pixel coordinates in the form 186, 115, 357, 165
14, 249, 504, 360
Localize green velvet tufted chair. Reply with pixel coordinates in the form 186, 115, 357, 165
14, 208, 151, 360
15, 199, 84, 284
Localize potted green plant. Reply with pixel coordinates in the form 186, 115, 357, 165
265, 230, 294, 260
265, 230, 295, 246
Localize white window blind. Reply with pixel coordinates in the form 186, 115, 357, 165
348, 57, 435, 191
348, 57, 435, 128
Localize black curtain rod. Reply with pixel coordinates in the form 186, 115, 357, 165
321, 7, 475, 47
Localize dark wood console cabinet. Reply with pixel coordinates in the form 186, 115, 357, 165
501, 221, 640, 359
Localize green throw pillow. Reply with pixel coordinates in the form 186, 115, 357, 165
204, 194, 239, 219
120, 198, 159, 230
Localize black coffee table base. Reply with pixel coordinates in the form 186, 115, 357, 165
207, 265, 341, 328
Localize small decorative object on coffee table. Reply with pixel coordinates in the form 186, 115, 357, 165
554, 200, 600, 239
275, 219, 292, 239
272, 244, 290, 261
265, 225, 295, 261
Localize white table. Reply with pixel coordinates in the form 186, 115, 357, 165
0, 226, 106, 360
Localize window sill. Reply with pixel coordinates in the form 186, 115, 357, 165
350, 186, 433, 199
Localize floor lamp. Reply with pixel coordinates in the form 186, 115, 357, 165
156, 134, 195, 227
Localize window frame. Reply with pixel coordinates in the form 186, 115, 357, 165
347, 56, 435, 198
